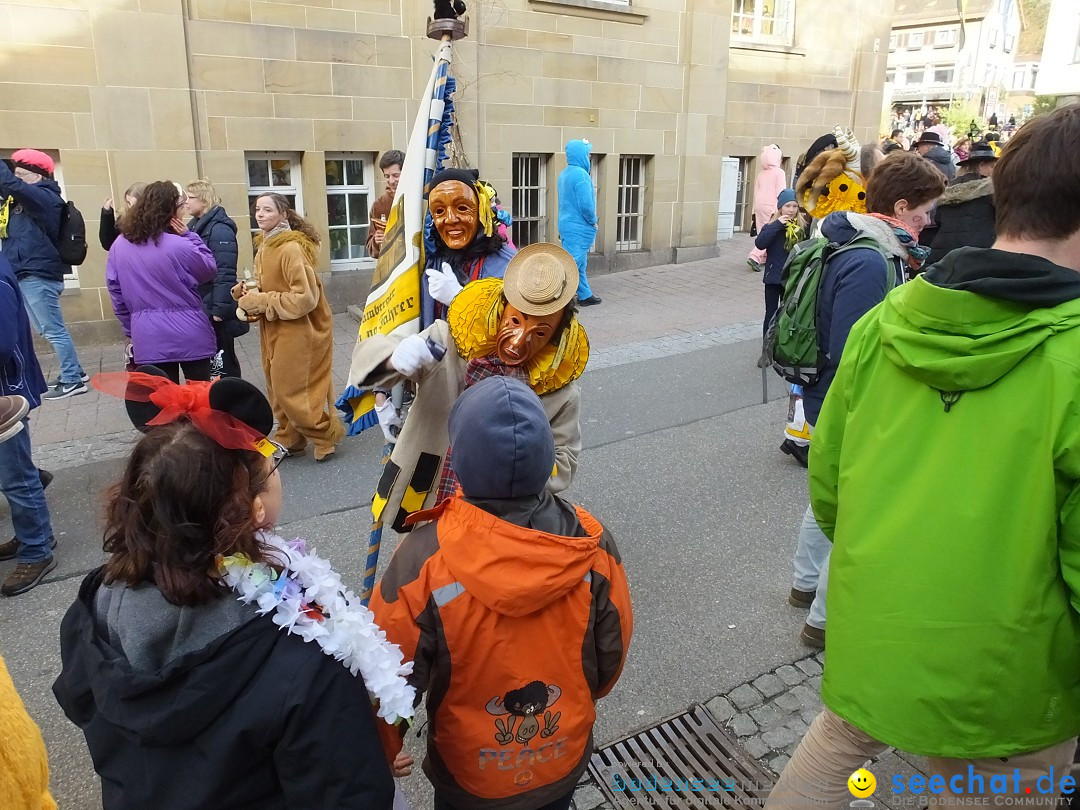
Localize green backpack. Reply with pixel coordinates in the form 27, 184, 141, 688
763, 235, 889, 386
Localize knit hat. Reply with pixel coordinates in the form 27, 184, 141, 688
11, 149, 53, 178
448, 376, 555, 499
777, 188, 796, 207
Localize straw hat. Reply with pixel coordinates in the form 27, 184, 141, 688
501, 243, 580, 317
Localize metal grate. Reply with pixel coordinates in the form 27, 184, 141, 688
589, 705, 774, 809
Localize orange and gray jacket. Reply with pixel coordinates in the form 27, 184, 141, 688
371, 495, 633, 809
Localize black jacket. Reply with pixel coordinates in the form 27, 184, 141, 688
0, 161, 67, 281
188, 206, 240, 319
753, 218, 794, 285
920, 145, 956, 181
53, 569, 395, 810
99, 207, 120, 251
925, 175, 995, 266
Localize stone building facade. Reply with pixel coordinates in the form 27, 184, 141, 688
0, 0, 891, 339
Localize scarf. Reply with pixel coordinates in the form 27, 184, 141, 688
868, 213, 931, 272
0, 196, 11, 239
263, 220, 291, 242
434, 356, 530, 505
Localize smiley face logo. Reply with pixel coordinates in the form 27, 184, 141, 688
848, 768, 876, 798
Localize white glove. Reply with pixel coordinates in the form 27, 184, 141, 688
374, 396, 403, 443
425, 263, 464, 306
389, 333, 439, 378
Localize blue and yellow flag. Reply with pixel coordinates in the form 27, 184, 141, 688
337, 39, 457, 435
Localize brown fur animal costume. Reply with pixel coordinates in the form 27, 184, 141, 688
795, 126, 868, 219
237, 229, 344, 460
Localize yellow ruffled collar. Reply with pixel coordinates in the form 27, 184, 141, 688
446, 277, 589, 395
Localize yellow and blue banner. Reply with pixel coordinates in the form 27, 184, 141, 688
337, 39, 457, 436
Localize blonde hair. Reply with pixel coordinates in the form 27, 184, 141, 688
124, 181, 147, 201
185, 179, 221, 209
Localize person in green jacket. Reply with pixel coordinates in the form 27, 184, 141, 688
766, 103, 1080, 807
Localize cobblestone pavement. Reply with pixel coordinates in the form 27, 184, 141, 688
570, 649, 930, 810
28, 234, 765, 471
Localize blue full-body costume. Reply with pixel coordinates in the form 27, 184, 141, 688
557, 140, 598, 301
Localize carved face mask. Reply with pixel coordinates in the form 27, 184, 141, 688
429, 180, 479, 251
495, 303, 562, 366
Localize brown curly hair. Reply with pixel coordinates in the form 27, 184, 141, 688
102, 420, 279, 606
120, 180, 182, 245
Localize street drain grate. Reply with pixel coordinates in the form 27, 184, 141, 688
589, 705, 775, 809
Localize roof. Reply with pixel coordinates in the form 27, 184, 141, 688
892, 0, 994, 26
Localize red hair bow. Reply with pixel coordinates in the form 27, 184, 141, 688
92, 372, 270, 454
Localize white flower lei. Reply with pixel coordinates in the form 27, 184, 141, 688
218, 530, 415, 725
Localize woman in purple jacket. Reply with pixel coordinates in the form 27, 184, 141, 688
107, 182, 217, 383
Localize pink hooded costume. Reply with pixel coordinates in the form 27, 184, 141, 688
748, 144, 787, 266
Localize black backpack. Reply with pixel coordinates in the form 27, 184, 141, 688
56, 201, 87, 266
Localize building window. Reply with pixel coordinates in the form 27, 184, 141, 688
1012, 68, 1026, 90
731, 0, 795, 48
1004, 33, 1015, 53
934, 27, 957, 47
511, 153, 548, 248
933, 65, 954, 84
246, 153, 302, 236
1074, 23, 1080, 63
325, 153, 374, 263
616, 155, 645, 252
908, 30, 924, 48
907, 66, 925, 85
889, 33, 897, 51
1031, 65, 1040, 88
988, 28, 998, 48
885, 67, 896, 84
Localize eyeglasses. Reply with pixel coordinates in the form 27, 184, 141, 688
268, 439, 288, 474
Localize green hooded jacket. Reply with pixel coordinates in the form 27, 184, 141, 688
811, 246, 1080, 757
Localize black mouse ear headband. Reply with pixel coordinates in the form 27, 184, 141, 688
92, 366, 276, 456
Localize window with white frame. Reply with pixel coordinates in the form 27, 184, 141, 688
988, 28, 998, 48
885, 67, 896, 84
907, 66, 925, 85
246, 153, 302, 237
616, 155, 646, 252
933, 65, 954, 84
731, 0, 795, 48
1012, 68, 1026, 90
1004, 33, 1015, 53
511, 153, 548, 248
908, 30, 924, 48
325, 153, 375, 263
934, 27, 957, 47
889, 33, 897, 51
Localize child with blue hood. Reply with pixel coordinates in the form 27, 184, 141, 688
557, 139, 600, 306
754, 187, 804, 335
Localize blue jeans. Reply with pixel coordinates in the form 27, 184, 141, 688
19, 275, 85, 384
0, 421, 53, 563
560, 238, 594, 300
791, 503, 830, 630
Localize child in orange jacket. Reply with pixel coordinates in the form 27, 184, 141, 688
372, 376, 633, 810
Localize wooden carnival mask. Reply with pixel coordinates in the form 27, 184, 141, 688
495, 304, 563, 367
428, 180, 480, 251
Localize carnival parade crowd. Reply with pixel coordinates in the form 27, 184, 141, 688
2, 88, 1080, 810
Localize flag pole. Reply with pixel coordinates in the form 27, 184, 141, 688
359, 17, 467, 607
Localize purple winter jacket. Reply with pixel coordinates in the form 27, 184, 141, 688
106, 230, 218, 364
